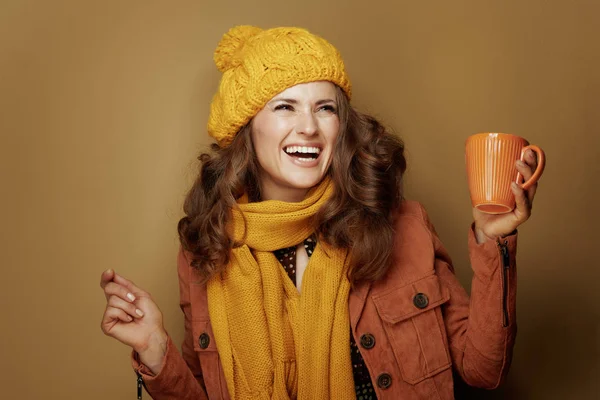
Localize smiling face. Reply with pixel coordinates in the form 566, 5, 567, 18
250, 81, 340, 202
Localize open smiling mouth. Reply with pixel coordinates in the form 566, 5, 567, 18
283, 146, 322, 162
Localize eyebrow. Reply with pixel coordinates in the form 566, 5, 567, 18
269, 98, 336, 106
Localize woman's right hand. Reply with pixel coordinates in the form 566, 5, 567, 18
100, 269, 168, 374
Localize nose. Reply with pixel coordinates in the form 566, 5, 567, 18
297, 110, 318, 136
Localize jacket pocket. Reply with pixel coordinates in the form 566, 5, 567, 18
191, 318, 228, 399
188, 279, 229, 399
373, 274, 452, 385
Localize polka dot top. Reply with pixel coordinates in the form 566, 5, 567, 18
273, 237, 378, 400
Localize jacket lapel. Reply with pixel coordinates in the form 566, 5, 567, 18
348, 280, 372, 333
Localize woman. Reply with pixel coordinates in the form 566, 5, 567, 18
100, 25, 540, 399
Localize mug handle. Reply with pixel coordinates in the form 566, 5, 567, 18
518, 145, 546, 190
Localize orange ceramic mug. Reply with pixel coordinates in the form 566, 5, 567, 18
465, 132, 546, 214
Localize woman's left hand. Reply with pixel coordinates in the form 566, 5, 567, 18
473, 149, 540, 243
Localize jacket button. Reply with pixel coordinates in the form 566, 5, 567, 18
377, 373, 392, 389
199, 332, 210, 349
413, 293, 429, 309
360, 333, 376, 349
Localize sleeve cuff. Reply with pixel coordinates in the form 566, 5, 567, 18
468, 223, 518, 267
131, 335, 174, 381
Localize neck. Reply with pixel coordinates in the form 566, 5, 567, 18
260, 184, 309, 203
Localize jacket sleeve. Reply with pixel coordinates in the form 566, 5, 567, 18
421, 205, 518, 389
130, 248, 209, 400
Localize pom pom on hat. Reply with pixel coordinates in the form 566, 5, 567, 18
213, 25, 263, 72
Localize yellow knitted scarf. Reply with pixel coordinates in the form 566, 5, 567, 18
207, 178, 355, 399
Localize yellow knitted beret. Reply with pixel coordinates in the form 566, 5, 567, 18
207, 25, 352, 147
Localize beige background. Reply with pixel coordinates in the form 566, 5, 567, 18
1, 0, 598, 399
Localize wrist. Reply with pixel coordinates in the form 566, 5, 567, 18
474, 224, 517, 244
474, 225, 494, 244
136, 329, 169, 375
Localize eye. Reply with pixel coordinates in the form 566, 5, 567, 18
318, 105, 337, 113
274, 104, 294, 111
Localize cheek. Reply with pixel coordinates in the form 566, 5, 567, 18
253, 138, 274, 169
323, 118, 340, 146
252, 128, 283, 168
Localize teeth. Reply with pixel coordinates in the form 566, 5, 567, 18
284, 146, 321, 154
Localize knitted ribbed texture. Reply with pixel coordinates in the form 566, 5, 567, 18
208, 25, 352, 147
207, 179, 355, 399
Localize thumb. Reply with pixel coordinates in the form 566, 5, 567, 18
100, 268, 115, 289
512, 182, 531, 222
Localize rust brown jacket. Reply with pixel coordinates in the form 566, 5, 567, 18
132, 201, 518, 399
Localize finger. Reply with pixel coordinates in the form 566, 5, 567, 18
108, 295, 145, 319
516, 159, 533, 180
511, 182, 531, 223
525, 149, 539, 200
525, 149, 538, 169
516, 159, 538, 201
100, 269, 115, 290
113, 273, 148, 297
103, 281, 138, 303
101, 306, 133, 334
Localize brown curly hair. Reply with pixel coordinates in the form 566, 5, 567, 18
177, 87, 407, 284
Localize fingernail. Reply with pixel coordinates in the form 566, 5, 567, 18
127, 293, 136, 302
127, 316, 133, 322
516, 160, 526, 167
105, 268, 112, 274
135, 309, 144, 317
